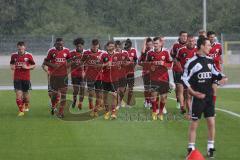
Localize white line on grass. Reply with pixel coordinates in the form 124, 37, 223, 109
168, 97, 240, 118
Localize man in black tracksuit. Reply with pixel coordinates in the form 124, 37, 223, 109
182, 36, 227, 158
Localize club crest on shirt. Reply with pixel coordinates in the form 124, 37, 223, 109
63, 53, 67, 57
216, 49, 219, 53
208, 64, 212, 70
122, 56, 125, 60
114, 56, 118, 61
24, 58, 29, 62
131, 52, 134, 56
161, 56, 165, 60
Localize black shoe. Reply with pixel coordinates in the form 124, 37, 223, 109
57, 113, 64, 119
51, 107, 57, 115
180, 109, 186, 114
71, 101, 76, 108
187, 148, 192, 156
207, 148, 216, 158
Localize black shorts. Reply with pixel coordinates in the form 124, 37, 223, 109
71, 77, 85, 86
118, 77, 127, 88
150, 81, 170, 95
50, 75, 68, 91
102, 81, 118, 92
87, 79, 102, 92
143, 74, 151, 90
127, 74, 135, 88
174, 72, 183, 85
14, 80, 31, 92
191, 96, 215, 121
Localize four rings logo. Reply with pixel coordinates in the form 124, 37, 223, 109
197, 72, 212, 79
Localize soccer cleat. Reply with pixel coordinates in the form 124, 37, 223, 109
51, 107, 57, 115
24, 104, 30, 112
90, 110, 95, 117
57, 113, 64, 119
152, 112, 157, 121
147, 102, 152, 108
207, 148, 216, 158
187, 148, 193, 156
104, 112, 110, 120
71, 101, 76, 108
17, 111, 25, 117
158, 114, 164, 121
144, 101, 148, 108
121, 101, 126, 108
116, 105, 121, 110
163, 107, 167, 114
111, 111, 117, 119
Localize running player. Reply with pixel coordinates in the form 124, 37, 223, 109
147, 37, 173, 121
69, 38, 85, 110
207, 31, 223, 106
176, 35, 197, 114
124, 39, 138, 107
43, 38, 71, 118
82, 39, 105, 117
139, 37, 153, 108
114, 40, 129, 109
182, 37, 227, 158
102, 41, 119, 119
171, 31, 188, 109
10, 41, 36, 116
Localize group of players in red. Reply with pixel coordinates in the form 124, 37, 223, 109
10, 30, 225, 158
10, 30, 222, 121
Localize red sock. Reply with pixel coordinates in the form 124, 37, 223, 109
111, 105, 116, 112
156, 97, 159, 110
152, 100, 157, 113
59, 106, 64, 114
16, 99, 24, 112
89, 99, 94, 109
213, 96, 217, 105
160, 102, 165, 114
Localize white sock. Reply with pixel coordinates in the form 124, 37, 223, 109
188, 143, 195, 150
207, 140, 214, 150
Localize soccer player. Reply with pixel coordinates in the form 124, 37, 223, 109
101, 41, 119, 119
176, 35, 197, 114
171, 31, 188, 109
82, 39, 105, 117
10, 41, 36, 116
124, 39, 138, 107
43, 38, 71, 118
147, 37, 173, 121
69, 38, 85, 110
207, 31, 223, 106
114, 40, 129, 109
139, 37, 153, 108
198, 29, 207, 38
182, 37, 227, 158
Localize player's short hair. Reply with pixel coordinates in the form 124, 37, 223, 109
179, 31, 188, 36
115, 40, 122, 46
207, 31, 216, 37
73, 37, 84, 46
187, 34, 194, 39
153, 37, 160, 41
197, 36, 208, 49
125, 39, 132, 45
146, 37, 153, 43
17, 41, 25, 46
92, 39, 100, 46
55, 37, 63, 43
106, 40, 115, 46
